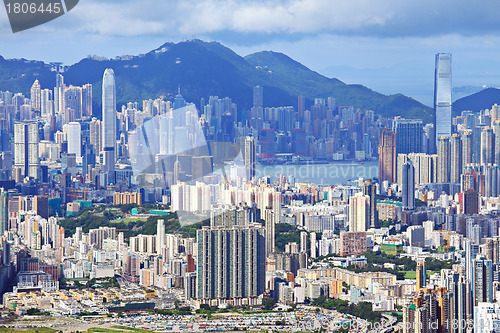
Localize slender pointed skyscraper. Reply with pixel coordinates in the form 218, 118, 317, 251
434, 53, 452, 147
102, 69, 116, 171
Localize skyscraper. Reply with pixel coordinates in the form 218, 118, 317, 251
102, 69, 116, 159
472, 255, 493, 306
392, 117, 423, 155
0, 189, 7, 235
14, 121, 39, 179
423, 123, 436, 154
416, 260, 426, 290
40, 88, 53, 119
459, 189, 479, 215
30, 79, 41, 111
480, 126, 494, 165
253, 85, 263, 109
493, 121, 500, 165
64, 85, 83, 119
461, 130, 473, 171
378, 128, 397, 183
156, 219, 165, 255
264, 206, 275, 257
450, 133, 462, 183
434, 53, 452, 146
402, 160, 415, 210
465, 239, 479, 283
437, 136, 450, 183
82, 84, 93, 117
362, 179, 378, 228
89, 118, 102, 153
197, 223, 265, 301
297, 95, 305, 120
310, 232, 316, 258
300, 231, 307, 253
244, 136, 256, 180
67, 122, 82, 159
348, 192, 370, 232
54, 73, 64, 114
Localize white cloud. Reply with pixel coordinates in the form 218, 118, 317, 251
41, 0, 500, 37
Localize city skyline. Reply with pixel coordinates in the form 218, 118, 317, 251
2, 2, 500, 328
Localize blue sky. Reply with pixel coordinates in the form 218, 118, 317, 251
1, 0, 500, 105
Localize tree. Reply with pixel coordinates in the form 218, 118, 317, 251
312, 295, 327, 306
262, 297, 277, 310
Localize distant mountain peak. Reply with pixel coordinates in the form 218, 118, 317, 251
453, 87, 500, 115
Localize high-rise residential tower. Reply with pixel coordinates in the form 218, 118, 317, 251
416, 260, 426, 290
480, 126, 494, 165
472, 255, 493, 306
156, 219, 165, 255
89, 118, 102, 153
264, 206, 275, 257
0, 189, 7, 235
348, 192, 370, 232
437, 136, 450, 183
14, 121, 39, 179
297, 95, 305, 119
82, 84, 93, 117
379, 128, 397, 183
362, 179, 378, 228
244, 136, 256, 180
461, 130, 473, 171
197, 223, 265, 301
434, 53, 452, 146
450, 133, 462, 183
310, 232, 317, 258
40, 89, 53, 119
493, 121, 500, 165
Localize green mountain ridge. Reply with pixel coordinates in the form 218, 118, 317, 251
0, 39, 433, 122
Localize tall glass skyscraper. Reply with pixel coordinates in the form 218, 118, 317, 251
434, 53, 452, 146
102, 68, 116, 154
402, 160, 415, 210
392, 117, 423, 155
